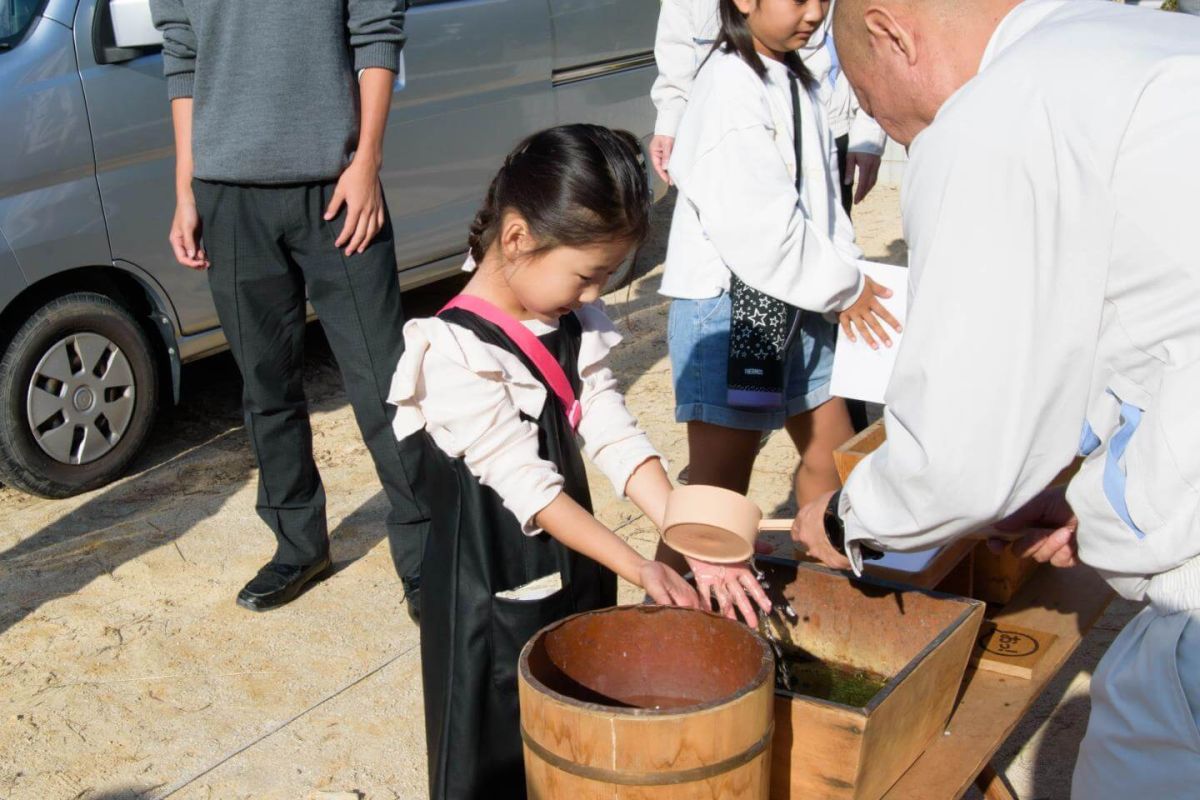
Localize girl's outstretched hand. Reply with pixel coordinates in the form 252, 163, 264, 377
686, 557, 772, 626
639, 560, 701, 609
839, 276, 902, 350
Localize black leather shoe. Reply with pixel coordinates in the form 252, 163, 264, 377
402, 575, 421, 624
236, 556, 331, 612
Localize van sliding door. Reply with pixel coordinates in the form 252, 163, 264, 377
384, 0, 556, 271
546, 0, 658, 148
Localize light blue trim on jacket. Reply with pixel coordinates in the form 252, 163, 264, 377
1079, 394, 1146, 539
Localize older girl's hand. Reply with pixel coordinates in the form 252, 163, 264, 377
649, 134, 675, 185
686, 557, 772, 625
839, 276, 902, 350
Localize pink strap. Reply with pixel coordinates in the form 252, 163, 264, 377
439, 294, 582, 430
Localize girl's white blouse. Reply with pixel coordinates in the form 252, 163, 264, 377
389, 302, 664, 535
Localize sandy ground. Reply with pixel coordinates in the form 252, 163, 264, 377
0, 185, 1136, 800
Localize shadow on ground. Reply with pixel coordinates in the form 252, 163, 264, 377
0, 277, 466, 637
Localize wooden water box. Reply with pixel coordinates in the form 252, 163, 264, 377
758, 558, 985, 800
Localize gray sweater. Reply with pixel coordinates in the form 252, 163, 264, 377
150, 0, 405, 184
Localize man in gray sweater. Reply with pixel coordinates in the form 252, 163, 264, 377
150, 0, 428, 612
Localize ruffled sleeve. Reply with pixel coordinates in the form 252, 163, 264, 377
389, 317, 564, 535
574, 303, 667, 497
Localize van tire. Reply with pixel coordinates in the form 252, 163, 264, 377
0, 293, 159, 498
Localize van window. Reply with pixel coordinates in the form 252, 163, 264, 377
1, 0, 45, 50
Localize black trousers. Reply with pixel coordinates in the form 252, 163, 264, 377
193, 180, 428, 569
834, 135, 871, 434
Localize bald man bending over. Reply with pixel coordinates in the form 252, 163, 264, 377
789, 1, 1200, 796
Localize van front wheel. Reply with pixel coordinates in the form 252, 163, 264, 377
0, 292, 159, 498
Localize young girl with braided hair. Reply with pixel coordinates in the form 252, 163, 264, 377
388, 124, 754, 799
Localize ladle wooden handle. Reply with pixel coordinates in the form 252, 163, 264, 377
758, 518, 794, 533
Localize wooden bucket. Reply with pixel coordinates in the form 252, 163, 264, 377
518, 605, 774, 799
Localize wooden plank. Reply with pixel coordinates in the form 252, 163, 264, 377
771, 696, 866, 799
972, 621, 1059, 680
974, 764, 1017, 800
855, 601, 985, 800
833, 419, 887, 484
880, 566, 1114, 800
935, 549, 975, 598
973, 544, 1042, 605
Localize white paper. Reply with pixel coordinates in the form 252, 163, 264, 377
830, 261, 908, 404
872, 547, 941, 574
495, 572, 562, 601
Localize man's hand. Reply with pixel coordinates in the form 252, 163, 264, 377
686, 556, 772, 625
325, 156, 386, 256
167, 98, 206, 269
169, 197, 209, 270
845, 151, 882, 204
650, 135, 675, 185
990, 486, 1080, 568
791, 490, 852, 570
839, 276, 902, 350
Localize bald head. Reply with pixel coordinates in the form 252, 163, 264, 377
832, 0, 1021, 145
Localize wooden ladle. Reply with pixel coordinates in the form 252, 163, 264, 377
662, 486, 796, 563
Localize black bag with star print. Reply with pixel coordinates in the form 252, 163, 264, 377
726, 275, 802, 409
725, 67, 814, 412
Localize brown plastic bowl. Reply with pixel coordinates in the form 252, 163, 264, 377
661, 485, 763, 563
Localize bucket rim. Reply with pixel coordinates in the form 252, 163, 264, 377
518, 604, 774, 717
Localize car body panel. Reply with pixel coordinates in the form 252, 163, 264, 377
547, 0, 657, 73
0, 227, 28, 312
74, 0, 219, 335
39, 0, 80, 26
1, 0, 657, 368
0, 16, 111, 292
381, 0, 556, 267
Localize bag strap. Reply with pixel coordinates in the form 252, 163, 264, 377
439, 294, 582, 431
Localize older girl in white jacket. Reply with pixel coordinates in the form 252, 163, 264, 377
662, 0, 897, 508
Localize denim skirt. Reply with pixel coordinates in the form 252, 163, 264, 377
667, 292, 837, 431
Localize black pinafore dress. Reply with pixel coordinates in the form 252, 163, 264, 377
409, 307, 617, 800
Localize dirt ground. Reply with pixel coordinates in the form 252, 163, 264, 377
0, 185, 1137, 800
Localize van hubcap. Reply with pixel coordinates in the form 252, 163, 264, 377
26, 333, 136, 465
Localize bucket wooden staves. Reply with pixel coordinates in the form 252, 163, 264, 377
518, 605, 774, 799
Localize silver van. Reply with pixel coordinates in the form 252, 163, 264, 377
0, 0, 660, 497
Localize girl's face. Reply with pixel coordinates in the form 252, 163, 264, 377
735, 0, 829, 58
498, 216, 635, 322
